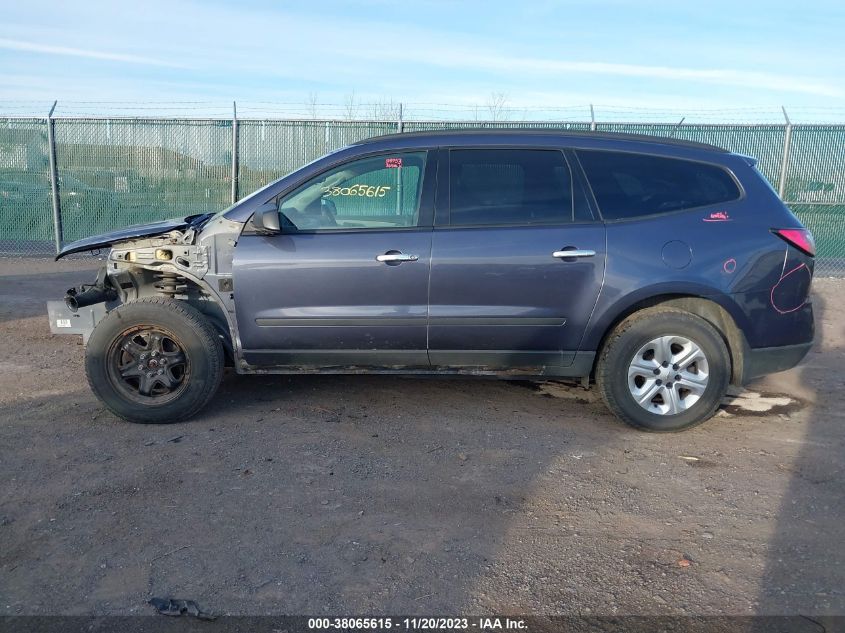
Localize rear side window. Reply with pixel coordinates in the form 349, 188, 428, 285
449, 149, 573, 226
577, 150, 741, 220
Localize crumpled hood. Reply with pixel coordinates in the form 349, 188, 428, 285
55, 214, 211, 260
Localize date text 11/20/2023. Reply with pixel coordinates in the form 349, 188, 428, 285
307, 617, 528, 630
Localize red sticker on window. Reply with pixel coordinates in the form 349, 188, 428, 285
385, 158, 403, 168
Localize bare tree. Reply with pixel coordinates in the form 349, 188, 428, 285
343, 91, 359, 120
305, 92, 319, 119
486, 92, 509, 121
369, 98, 402, 121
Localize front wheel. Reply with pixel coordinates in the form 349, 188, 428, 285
596, 308, 730, 432
85, 297, 224, 424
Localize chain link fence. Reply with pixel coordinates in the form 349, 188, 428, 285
54, 119, 233, 243
0, 118, 54, 253
1, 116, 843, 274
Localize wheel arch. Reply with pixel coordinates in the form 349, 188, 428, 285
180, 277, 236, 366
108, 264, 238, 366
587, 291, 749, 386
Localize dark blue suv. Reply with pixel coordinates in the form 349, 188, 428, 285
50, 130, 815, 431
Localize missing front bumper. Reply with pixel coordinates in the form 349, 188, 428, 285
47, 300, 107, 344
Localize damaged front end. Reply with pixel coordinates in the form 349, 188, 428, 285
46, 267, 119, 343
47, 214, 243, 352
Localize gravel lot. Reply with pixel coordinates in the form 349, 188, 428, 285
1, 257, 843, 617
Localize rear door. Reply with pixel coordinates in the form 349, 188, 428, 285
233, 150, 436, 368
428, 147, 606, 371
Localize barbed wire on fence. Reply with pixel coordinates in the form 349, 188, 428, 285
5, 99, 845, 124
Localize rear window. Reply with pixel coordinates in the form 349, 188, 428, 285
449, 149, 573, 226
577, 150, 741, 220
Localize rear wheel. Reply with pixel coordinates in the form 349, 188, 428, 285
85, 297, 224, 424
596, 308, 730, 432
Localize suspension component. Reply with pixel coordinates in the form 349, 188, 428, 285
153, 271, 188, 297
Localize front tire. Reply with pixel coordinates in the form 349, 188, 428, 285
85, 297, 224, 424
596, 307, 730, 432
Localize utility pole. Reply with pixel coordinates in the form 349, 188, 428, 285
231, 101, 239, 204
778, 106, 792, 200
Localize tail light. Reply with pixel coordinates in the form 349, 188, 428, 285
773, 228, 816, 257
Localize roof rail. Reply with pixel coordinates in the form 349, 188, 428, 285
354, 128, 729, 152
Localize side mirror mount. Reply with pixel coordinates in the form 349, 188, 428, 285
252, 201, 281, 233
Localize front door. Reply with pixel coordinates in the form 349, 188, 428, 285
428, 148, 606, 371
233, 150, 435, 368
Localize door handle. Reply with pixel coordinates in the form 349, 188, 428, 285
376, 252, 419, 263
553, 249, 596, 259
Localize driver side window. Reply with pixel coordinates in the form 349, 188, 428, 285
278, 151, 427, 230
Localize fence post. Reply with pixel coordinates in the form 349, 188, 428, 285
230, 101, 239, 205
590, 104, 596, 131
46, 100, 63, 254
397, 102, 404, 133
778, 106, 792, 201
668, 117, 685, 138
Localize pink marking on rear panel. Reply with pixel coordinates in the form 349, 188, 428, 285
770, 262, 810, 314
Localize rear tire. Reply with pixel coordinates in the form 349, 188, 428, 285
596, 307, 730, 432
85, 297, 224, 424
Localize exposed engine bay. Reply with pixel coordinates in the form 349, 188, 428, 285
48, 214, 244, 358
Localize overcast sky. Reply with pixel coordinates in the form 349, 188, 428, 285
1, 0, 843, 119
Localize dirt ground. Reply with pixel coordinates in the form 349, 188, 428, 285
0, 256, 843, 617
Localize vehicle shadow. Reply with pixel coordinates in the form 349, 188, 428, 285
754, 292, 845, 623
200, 370, 631, 613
